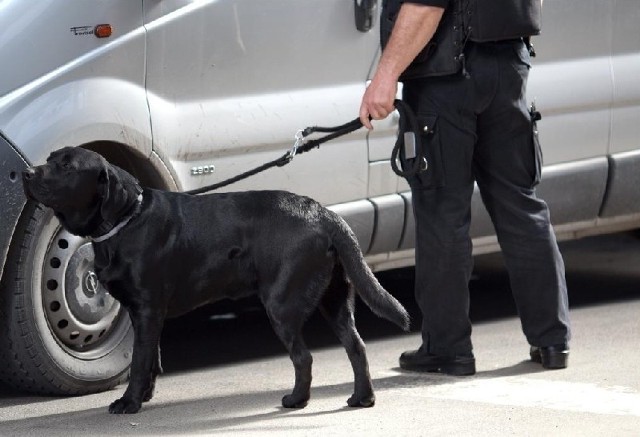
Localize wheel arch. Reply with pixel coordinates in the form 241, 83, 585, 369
82, 140, 177, 191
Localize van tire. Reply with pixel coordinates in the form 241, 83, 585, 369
0, 202, 133, 395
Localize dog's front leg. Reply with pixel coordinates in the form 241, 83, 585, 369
109, 309, 164, 414
142, 344, 163, 403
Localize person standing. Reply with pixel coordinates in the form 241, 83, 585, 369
359, 0, 571, 375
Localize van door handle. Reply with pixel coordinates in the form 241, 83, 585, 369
354, 0, 377, 32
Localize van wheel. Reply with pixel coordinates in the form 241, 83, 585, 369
0, 202, 133, 395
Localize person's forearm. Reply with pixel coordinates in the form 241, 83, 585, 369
375, 4, 445, 83
359, 3, 445, 128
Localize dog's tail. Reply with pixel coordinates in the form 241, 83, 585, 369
326, 212, 410, 331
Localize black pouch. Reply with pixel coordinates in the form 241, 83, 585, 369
466, 0, 542, 42
401, 113, 445, 189
529, 103, 543, 187
380, 0, 463, 79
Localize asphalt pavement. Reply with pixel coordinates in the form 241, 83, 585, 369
1, 232, 639, 436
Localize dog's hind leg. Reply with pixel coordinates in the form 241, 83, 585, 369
264, 304, 314, 409
319, 263, 375, 408
262, 263, 326, 409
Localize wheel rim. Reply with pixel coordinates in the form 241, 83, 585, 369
39, 213, 130, 360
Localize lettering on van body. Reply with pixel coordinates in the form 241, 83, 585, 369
191, 165, 216, 176
70, 26, 94, 36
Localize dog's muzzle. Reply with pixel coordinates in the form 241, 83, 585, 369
22, 167, 37, 182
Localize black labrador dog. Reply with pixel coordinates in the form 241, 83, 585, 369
22, 147, 410, 414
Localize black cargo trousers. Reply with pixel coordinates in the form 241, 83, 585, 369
402, 39, 571, 356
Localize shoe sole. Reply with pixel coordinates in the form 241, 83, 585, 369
400, 360, 476, 376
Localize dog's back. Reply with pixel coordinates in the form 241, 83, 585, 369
124, 189, 409, 331
199, 189, 410, 331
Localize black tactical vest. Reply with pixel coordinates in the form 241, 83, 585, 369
465, 0, 541, 42
380, 0, 542, 80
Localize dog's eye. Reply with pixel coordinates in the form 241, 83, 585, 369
61, 161, 72, 170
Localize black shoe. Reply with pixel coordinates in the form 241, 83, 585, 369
530, 344, 569, 369
399, 348, 476, 376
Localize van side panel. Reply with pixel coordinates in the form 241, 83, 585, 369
0, 0, 149, 165
144, 0, 379, 205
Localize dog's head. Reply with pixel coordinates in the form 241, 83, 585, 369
22, 147, 142, 238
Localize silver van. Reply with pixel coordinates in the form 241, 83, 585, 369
1, 0, 638, 395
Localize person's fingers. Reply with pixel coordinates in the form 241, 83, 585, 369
360, 77, 397, 129
371, 106, 389, 120
360, 104, 373, 130
383, 100, 396, 116
370, 104, 390, 120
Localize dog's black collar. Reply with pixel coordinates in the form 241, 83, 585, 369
90, 193, 144, 243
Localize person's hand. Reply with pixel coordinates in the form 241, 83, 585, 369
359, 72, 398, 130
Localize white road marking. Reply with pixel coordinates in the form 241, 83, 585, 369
381, 374, 640, 417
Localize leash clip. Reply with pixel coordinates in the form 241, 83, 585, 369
285, 129, 305, 163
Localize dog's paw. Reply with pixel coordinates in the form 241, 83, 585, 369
347, 393, 375, 408
281, 394, 309, 409
108, 397, 142, 414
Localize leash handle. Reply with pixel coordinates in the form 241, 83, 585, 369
295, 118, 364, 155
298, 100, 427, 180
301, 117, 364, 137
390, 99, 427, 178
184, 100, 425, 195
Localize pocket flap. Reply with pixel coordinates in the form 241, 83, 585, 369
418, 113, 438, 135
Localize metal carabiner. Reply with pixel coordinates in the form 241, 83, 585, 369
285, 129, 305, 162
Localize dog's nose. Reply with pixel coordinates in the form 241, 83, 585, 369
22, 168, 36, 181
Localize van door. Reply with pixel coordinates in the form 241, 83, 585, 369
143, 0, 379, 208
525, 0, 613, 230
599, 0, 640, 218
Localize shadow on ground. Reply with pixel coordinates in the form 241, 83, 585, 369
1, 232, 639, 397
0, 361, 548, 435
156, 231, 640, 374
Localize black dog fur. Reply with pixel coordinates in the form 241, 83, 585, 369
22, 147, 410, 414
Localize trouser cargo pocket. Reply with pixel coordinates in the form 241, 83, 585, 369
401, 112, 445, 189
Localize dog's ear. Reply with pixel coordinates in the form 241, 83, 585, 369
98, 164, 110, 200
98, 161, 140, 225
